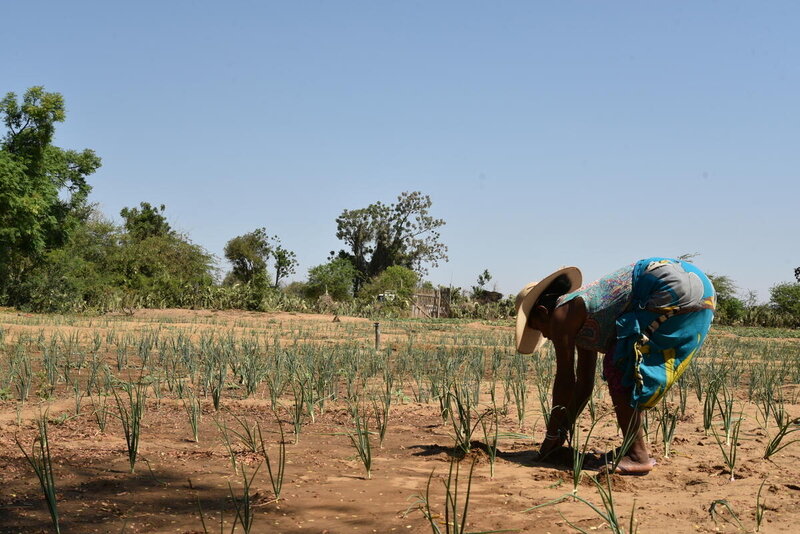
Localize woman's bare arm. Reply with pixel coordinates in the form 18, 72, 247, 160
539, 298, 588, 456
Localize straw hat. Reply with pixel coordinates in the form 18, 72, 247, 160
515, 267, 582, 354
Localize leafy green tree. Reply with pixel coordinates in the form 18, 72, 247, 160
472, 269, 492, 299
707, 273, 745, 324
0, 87, 101, 303
114, 204, 215, 307
272, 240, 298, 289
224, 228, 272, 287
334, 191, 447, 292
305, 258, 358, 301
770, 282, 800, 318
120, 202, 172, 241
707, 273, 736, 302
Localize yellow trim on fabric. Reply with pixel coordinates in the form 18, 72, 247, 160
664, 348, 676, 390
640, 335, 703, 409
641, 348, 676, 408
673, 335, 702, 380
642, 385, 663, 408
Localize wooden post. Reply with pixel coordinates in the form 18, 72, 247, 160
374, 322, 381, 351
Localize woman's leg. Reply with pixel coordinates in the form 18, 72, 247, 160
603, 350, 656, 474
608, 388, 656, 473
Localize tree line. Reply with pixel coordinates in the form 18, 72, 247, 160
0, 87, 456, 316
1, 87, 798, 325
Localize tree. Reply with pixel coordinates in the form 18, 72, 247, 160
224, 228, 272, 287
272, 240, 298, 289
706, 273, 744, 324
305, 258, 358, 301
795, 266, 800, 283
707, 273, 737, 302
334, 191, 448, 292
120, 202, 172, 241
472, 269, 492, 299
0, 87, 101, 303
114, 204, 215, 306
770, 283, 800, 318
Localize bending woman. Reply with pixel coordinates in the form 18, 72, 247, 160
515, 257, 716, 474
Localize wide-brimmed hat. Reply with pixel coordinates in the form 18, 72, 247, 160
515, 267, 582, 354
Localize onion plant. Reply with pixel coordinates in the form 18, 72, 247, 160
16, 412, 60, 534
288, 380, 306, 443
447, 384, 484, 456
228, 462, 261, 534
112, 379, 148, 473
229, 414, 261, 453
709, 499, 745, 531
115, 344, 128, 372
703, 378, 722, 436
716, 384, 736, 445
568, 410, 605, 496
755, 479, 768, 532
239, 338, 266, 397
265, 351, 287, 409
763, 400, 800, 459
257, 416, 286, 500
371, 393, 390, 448
410, 458, 506, 534
214, 417, 238, 472
40, 344, 58, 398
182, 391, 201, 442
71, 379, 83, 415
710, 410, 743, 481
90, 390, 109, 433
348, 402, 373, 479
657, 397, 679, 458
209, 355, 226, 411
527, 472, 637, 534
510, 353, 529, 429
12, 344, 33, 401
480, 404, 500, 478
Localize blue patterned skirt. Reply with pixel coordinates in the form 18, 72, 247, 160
609, 258, 716, 409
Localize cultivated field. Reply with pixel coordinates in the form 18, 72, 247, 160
1, 308, 799, 533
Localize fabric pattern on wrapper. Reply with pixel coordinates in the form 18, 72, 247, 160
612, 258, 716, 409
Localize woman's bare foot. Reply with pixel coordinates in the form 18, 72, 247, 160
611, 455, 657, 475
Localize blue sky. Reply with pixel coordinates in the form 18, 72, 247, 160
4, 1, 797, 301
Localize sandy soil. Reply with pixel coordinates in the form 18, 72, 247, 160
1, 309, 799, 533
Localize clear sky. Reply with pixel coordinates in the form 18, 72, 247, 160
4, 1, 797, 301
